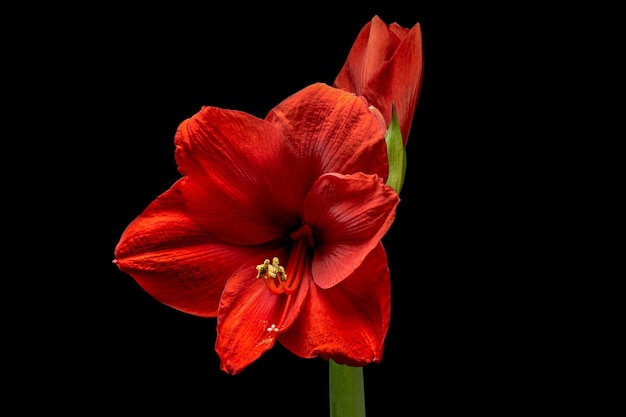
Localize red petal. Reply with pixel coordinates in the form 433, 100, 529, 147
303, 172, 399, 289
174, 106, 305, 245
352, 16, 392, 94
215, 247, 311, 375
279, 243, 391, 365
265, 82, 388, 180
114, 181, 282, 317
363, 22, 423, 145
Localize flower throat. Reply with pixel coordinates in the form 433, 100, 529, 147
256, 224, 314, 295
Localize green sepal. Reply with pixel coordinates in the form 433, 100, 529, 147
385, 103, 406, 194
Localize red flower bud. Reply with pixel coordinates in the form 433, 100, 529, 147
334, 15, 424, 146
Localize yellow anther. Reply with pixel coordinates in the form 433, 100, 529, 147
256, 259, 271, 279
271, 257, 287, 281
256, 257, 287, 281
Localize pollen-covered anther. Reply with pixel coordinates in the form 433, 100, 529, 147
267, 324, 279, 332
256, 257, 287, 281
256, 259, 270, 278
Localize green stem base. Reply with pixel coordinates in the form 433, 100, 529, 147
329, 359, 366, 417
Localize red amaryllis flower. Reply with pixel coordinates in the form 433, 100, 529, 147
114, 82, 400, 375
334, 15, 424, 145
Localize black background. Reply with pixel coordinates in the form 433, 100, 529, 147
16, 4, 553, 416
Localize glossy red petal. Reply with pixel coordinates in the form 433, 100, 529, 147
114, 180, 282, 317
174, 106, 305, 245
303, 172, 398, 289
265, 82, 388, 181
364, 22, 423, 145
278, 243, 391, 365
215, 247, 311, 375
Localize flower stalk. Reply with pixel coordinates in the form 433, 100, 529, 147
329, 360, 366, 417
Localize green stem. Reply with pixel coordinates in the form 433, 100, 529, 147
329, 359, 366, 417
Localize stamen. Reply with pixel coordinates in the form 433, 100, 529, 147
255, 259, 270, 278
255, 224, 315, 334
271, 257, 287, 281
256, 257, 287, 281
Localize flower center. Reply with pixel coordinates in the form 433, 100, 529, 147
255, 224, 314, 333
255, 224, 314, 296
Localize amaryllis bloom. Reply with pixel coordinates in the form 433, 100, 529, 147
114, 82, 400, 375
334, 15, 424, 145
